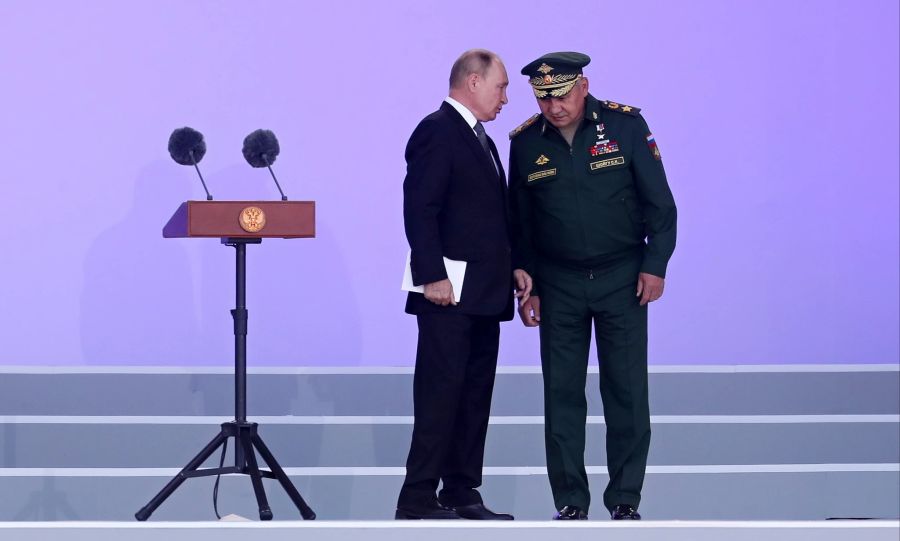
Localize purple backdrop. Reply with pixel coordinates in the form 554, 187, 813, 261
1, 0, 897, 366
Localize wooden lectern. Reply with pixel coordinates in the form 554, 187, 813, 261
136, 200, 316, 522
162, 200, 315, 239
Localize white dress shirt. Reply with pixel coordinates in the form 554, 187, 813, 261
444, 96, 478, 134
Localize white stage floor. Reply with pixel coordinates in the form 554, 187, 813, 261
1, 521, 898, 541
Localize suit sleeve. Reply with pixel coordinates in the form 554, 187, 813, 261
403, 118, 452, 286
631, 114, 677, 278
508, 141, 539, 296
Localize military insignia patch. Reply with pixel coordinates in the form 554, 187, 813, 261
535, 154, 550, 165
589, 156, 625, 170
537, 63, 554, 74
527, 169, 557, 182
646, 134, 661, 160
601, 100, 641, 116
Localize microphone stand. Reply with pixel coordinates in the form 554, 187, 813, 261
135, 237, 315, 521
262, 153, 288, 201
190, 149, 213, 201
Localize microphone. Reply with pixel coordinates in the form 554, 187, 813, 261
168, 127, 213, 200
242, 129, 288, 201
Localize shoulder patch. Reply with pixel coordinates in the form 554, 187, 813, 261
600, 100, 641, 116
509, 113, 541, 140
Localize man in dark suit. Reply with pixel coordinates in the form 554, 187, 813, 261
396, 49, 531, 520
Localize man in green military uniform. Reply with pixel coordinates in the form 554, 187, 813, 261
508, 52, 676, 520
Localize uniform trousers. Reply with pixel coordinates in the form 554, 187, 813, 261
397, 312, 500, 508
538, 252, 650, 513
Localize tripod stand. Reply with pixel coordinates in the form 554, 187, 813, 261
135, 237, 315, 521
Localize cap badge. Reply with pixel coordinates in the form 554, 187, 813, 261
537, 63, 554, 74
535, 154, 550, 165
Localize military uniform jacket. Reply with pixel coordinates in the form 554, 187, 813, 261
508, 94, 677, 285
403, 102, 514, 320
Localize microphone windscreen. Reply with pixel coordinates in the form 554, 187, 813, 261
168, 127, 207, 165
242, 129, 280, 168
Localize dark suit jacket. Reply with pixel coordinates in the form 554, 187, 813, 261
403, 101, 513, 320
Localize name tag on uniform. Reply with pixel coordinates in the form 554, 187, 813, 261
589, 156, 625, 170
527, 168, 557, 182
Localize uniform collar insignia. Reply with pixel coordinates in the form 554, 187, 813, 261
584, 94, 602, 122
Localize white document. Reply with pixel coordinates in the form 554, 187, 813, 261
402, 251, 467, 303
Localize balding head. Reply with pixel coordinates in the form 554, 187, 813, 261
447, 49, 509, 122
449, 49, 502, 90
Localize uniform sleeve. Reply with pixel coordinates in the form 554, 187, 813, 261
403, 119, 451, 285
508, 141, 539, 295
631, 114, 677, 278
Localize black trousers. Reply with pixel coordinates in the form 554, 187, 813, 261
538, 253, 650, 514
397, 312, 500, 508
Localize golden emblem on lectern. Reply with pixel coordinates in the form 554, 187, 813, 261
239, 206, 266, 233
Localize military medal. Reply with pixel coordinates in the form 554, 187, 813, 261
590, 123, 616, 156
590, 141, 619, 156
595, 123, 608, 145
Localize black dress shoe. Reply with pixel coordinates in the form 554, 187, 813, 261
395, 500, 461, 519
452, 503, 514, 520
553, 505, 588, 520
610, 504, 641, 520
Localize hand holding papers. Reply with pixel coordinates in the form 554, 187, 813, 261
402, 251, 467, 303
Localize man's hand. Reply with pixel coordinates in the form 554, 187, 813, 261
518, 295, 541, 327
636, 272, 665, 306
513, 269, 533, 303
424, 279, 456, 306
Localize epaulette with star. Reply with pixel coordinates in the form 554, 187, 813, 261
509, 113, 540, 140
601, 100, 640, 116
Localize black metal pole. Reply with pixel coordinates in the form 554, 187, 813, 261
234, 242, 247, 423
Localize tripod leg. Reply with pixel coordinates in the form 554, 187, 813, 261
135, 429, 229, 521
252, 433, 316, 520
239, 429, 273, 521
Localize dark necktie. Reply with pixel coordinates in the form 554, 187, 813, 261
474, 122, 498, 174
474, 121, 491, 155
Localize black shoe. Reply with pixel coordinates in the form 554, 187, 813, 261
610, 504, 641, 520
452, 503, 514, 520
553, 505, 588, 520
395, 500, 461, 519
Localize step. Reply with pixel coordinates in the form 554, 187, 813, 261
0, 366, 896, 416
0, 419, 896, 468
2, 521, 899, 541
1, 470, 897, 521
